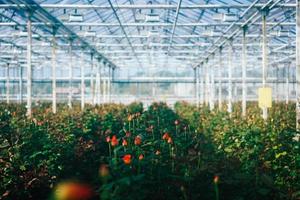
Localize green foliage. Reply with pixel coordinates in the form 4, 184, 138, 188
0, 102, 299, 200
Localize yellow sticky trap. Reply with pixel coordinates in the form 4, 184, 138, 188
258, 87, 272, 108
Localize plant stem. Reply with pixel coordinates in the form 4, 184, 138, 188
214, 184, 219, 200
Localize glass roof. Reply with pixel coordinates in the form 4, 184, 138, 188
0, 0, 296, 78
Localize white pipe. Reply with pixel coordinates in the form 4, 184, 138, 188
68, 41, 73, 109
52, 36, 57, 113
242, 28, 247, 117
262, 12, 268, 120
6, 63, 10, 104
26, 17, 32, 117
228, 42, 233, 115
218, 49, 222, 110
81, 50, 85, 110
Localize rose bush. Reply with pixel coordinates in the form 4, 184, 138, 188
0, 101, 299, 200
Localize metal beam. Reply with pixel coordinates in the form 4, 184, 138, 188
107, 0, 142, 68
0, 3, 295, 9
0, 22, 294, 26
167, 0, 182, 54
2, 0, 117, 68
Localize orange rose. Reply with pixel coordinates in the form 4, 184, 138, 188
122, 154, 132, 165
167, 137, 173, 144
162, 133, 170, 140
138, 154, 144, 160
106, 136, 111, 143
122, 139, 128, 146
134, 136, 142, 146
111, 135, 118, 147
214, 175, 219, 184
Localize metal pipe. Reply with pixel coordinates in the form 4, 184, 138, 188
210, 62, 215, 111
218, 48, 222, 110
262, 12, 268, 120
0, 3, 294, 9
19, 65, 23, 103
90, 54, 95, 105
167, 0, 182, 54
81, 50, 85, 110
228, 41, 233, 115
242, 27, 247, 117
26, 16, 32, 117
6, 63, 9, 104
68, 41, 72, 109
286, 63, 290, 104
52, 35, 57, 113
107, 0, 142, 68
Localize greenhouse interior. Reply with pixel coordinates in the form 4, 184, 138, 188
0, 0, 299, 199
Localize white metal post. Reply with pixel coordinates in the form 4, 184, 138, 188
95, 63, 100, 105
6, 63, 10, 104
81, 50, 85, 110
196, 67, 200, 107
297, 0, 300, 129
99, 63, 102, 104
26, 16, 32, 117
200, 66, 204, 105
108, 67, 111, 103
205, 63, 209, 105
68, 41, 73, 109
242, 27, 247, 117
228, 41, 233, 115
90, 54, 95, 105
52, 35, 57, 113
286, 63, 290, 104
262, 11, 268, 120
210, 62, 215, 111
19, 65, 23, 103
103, 67, 107, 103
218, 48, 222, 110
276, 66, 279, 102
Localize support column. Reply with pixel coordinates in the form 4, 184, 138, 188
68, 41, 73, 109
218, 48, 222, 110
210, 62, 215, 111
6, 63, 10, 104
108, 67, 111, 103
228, 41, 233, 115
286, 63, 290, 104
99, 62, 102, 104
26, 16, 32, 117
52, 34, 57, 113
276, 65, 279, 102
81, 50, 85, 110
196, 67, 200, 107
200, 66, 204, 105
262, 11, 268, 120
204, 62, 209, 106
297, 0, 300, 129
242, 27, 247, 117
90, 54, 95, 105
19, 65, 23, 103
103, 67, 107, 103
95, 63, 100, 105
193, 67, 197, 105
